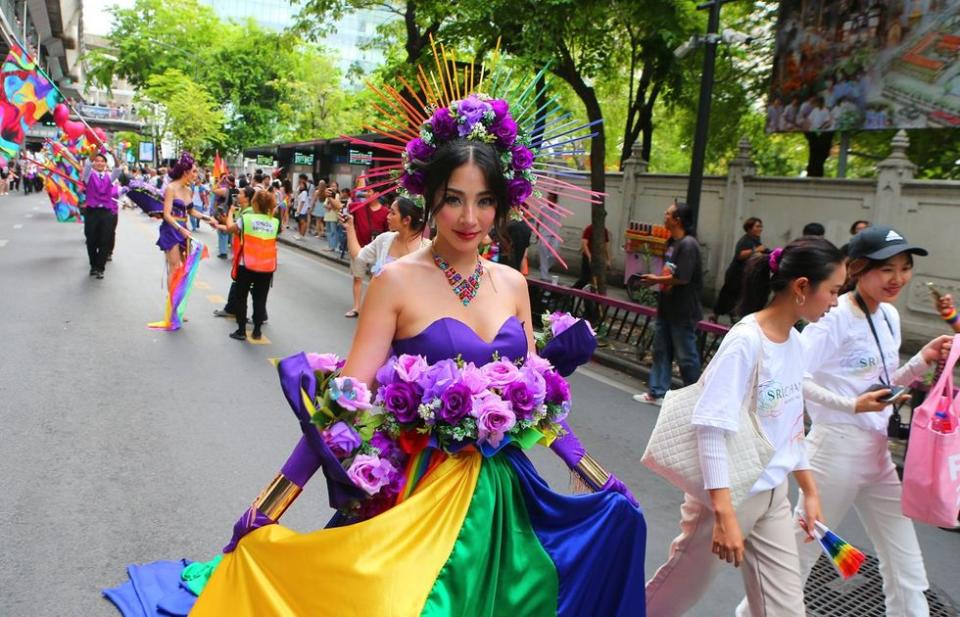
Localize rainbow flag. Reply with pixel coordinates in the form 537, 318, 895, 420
814, 521, 866, 580
0, 42, 61, 163
148, 240, 209, 331
212, 151, 226, 180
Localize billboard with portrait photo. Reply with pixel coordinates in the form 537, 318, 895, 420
767, 0, 960, 133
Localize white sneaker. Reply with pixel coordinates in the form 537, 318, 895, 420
633, 392, 663, 406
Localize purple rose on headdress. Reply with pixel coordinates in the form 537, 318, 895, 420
306, 352, 343, 374
504, 381, 536, 420
544, 370, 571, 404
491, 116, 518, 146
405, 138, 435, 163
507, 178, 533, 205
430, 107, 457, 140
322, 421, 362, 458
395, 354, 429, 383
459, 362, 491, 394
401, 170, 426, 195
476, 397, 516, 447
482, 358, 521, 388
383, 381, 421, 423
456, 95, 493, 137
346, 453, 397, 496
331, 377, 373, 411
438, 382, 473, 425
511, 145, 534, 170
490, 99, 509, 120
417, 358, 460, 401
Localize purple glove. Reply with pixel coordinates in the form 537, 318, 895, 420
602, 473, 639, 508
549, 418, 585, 469
223, 507, 274, 553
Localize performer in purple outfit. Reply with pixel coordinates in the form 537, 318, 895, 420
158, 153, 201, 287
82, 153, 121, 279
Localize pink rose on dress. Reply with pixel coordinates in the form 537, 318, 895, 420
330, 377, 373, 411
482, 358, 521, 388
524, 353, 554, 374
346, 454, 398, 496
322, 421, 362, 458
476, 397, 517, 447
395, 354, 429, 383
459, 362, 491, 394
306, 352, 343, 373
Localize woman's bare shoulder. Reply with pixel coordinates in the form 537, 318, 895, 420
485, 260, 528, 290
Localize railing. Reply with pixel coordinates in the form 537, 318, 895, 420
528, 279, 730, 371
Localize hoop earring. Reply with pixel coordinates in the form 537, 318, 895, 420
796, 295, 806, 306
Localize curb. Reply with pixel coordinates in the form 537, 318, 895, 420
279, 234, 350, 267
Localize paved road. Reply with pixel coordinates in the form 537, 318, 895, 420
1, 193, 957, 616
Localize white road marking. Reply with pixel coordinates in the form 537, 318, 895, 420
0, 239, 8, 247
576, 365, 638, 396
32, 206, 39, 211
13, 224, 23, 229
25, 214, 33, 218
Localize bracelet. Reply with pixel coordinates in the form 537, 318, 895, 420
943, 307, 958, 325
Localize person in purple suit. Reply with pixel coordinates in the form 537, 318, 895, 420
82, 153, 121, 279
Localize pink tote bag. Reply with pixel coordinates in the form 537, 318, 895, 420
902, 334, 960, 527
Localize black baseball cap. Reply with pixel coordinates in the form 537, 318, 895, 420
847, 225, 927, 261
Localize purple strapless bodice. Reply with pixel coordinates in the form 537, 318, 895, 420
392, 316, 527, 365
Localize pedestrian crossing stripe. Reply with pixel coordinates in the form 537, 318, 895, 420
245, 328, 271, 345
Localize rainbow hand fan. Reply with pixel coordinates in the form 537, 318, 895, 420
814, 521, 866, 580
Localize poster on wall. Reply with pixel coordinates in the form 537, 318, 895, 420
767, 1, 960, 132
138, 142, 155, 162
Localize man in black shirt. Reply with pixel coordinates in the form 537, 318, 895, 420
635, 201, 703, 404
501, 214, 532, 271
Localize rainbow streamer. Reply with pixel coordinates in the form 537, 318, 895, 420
814, 521, 866, 580
0, 42, 61, 163
148, 241, 209, 331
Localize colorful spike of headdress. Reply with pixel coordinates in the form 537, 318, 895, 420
346, 37, 602, 267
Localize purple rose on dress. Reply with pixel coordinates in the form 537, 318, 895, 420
417, 358, 460, 401
476, 397, 516, 447
306, 352, 343, 374
504, 381, 536, 420
383, 381, 421, 423
430, 107, 457, 140
491, 116, 518, 146
455, 95, 493, 137
401, 170, 426, 195
519, 366, 547, 407
511, 145, 534, 170
405, 138, 435, 163
489, 98, 509, 120
395, 354, 429, 383
524, 353, 554, 374
370, 430, 399, 460
459, 362, 491, 394
322, 421, 362, 458
507, 178, 532, 206
544, 370, 571, 404
482, 358, 521, 388
331, 377, 373, 411
438, 382, 473, 424
376, 358, 398, 400
346, 454, 398, 496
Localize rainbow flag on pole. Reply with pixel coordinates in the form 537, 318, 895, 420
0, 42, 61, 163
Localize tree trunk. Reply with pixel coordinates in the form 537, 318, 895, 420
805, 131, 833, 177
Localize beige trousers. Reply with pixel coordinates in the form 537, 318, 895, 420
645, 481, 805, 617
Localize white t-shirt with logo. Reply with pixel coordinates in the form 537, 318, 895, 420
801, 293, 902, 433
692, 314, 808, 495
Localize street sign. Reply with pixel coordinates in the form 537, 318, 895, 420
348, 149, 373, 166
293, 151, 314, 165
138, 142, 155, 162
256, 155, 274, 166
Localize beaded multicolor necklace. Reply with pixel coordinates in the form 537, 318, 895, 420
433, 252, 484, 306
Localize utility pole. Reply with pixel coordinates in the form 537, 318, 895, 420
685, 0, 731, 234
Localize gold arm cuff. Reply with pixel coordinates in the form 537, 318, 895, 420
575, 453, 610, 491
252, 473, 303, 521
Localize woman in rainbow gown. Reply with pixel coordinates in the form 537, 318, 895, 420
105, 89, 647, 616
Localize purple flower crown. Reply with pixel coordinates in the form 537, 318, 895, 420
401, 94, 537, 207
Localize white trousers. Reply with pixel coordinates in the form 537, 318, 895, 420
537, 235, 561, 280
645, 481, 806, 617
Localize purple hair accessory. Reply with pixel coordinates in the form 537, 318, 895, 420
168, 152, 195, 180
768, 247, 783, 274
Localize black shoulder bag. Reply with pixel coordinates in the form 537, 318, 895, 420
854, 293, 908, 438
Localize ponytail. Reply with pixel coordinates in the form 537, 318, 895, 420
737, 236, 842, 316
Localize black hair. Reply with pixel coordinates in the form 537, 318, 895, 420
743, 217, 762, 233
395, 196, 425, 233
417, 138, 511, 247
849, 220, 869, 235
802, 222, 825, 236
240, 186, 256, 203
671, 201, 695, 236
738, 236, 843, 316
843, 253, 914, 294
92, 153, 108, 163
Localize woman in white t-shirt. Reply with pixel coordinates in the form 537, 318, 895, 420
344, 196, 431, 278
743, 226, 950, 617
647, 237, 846, 617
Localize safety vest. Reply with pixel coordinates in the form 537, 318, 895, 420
240, 212, 279, 273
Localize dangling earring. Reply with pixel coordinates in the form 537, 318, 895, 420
796, 295, 806, 306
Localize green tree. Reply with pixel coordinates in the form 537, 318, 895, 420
140, 69, 225, 156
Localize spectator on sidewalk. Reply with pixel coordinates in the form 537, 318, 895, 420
293, 176, 311, 240
634, 200, 703, 405
344, 195, 430, 278
573, 223, 610, 290
212, 175, 236, 258
537, 195, 562, 280
343, 194, 389, 317
712, 217, 766, 322
500, 209, 531, 272
321, 181, 341, 250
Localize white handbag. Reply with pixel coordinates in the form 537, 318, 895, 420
641, 322, 775, 508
